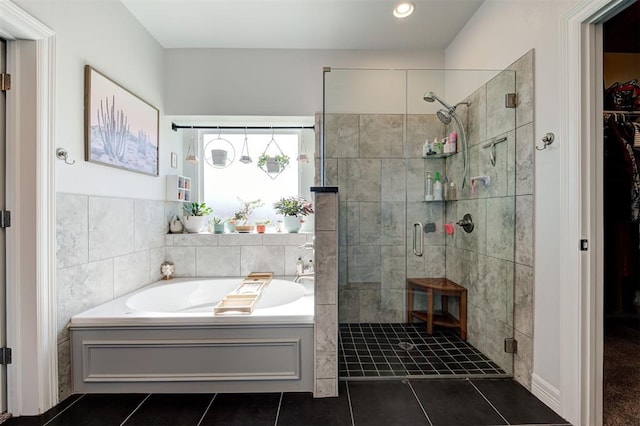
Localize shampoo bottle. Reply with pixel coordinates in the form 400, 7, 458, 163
422, 139, 431, 157
449, 132, 457, 153
433, 172, 443, 200
425, 171, 434, 201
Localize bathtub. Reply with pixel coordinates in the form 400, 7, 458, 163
70, 277, 315, 394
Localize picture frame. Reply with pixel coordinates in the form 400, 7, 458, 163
171, 152, 178, 169
84, 65, 159, 176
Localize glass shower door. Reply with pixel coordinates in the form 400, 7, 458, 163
324, 67, 517, 378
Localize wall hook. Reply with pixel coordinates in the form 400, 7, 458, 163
56, 148, 75, 165
536, 132, 555, 151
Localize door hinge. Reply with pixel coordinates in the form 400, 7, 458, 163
504, 338, 518, 354
0, 73, 10, 91
0, 211, 10, 228
580, 239, 589, 251
505, 93, 517, 108
0, 348, 12, 365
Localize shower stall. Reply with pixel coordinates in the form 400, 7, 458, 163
320, 68, 518, 378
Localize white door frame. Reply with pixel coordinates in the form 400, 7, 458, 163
0, 0, 57, 415
559, 0, 635, 425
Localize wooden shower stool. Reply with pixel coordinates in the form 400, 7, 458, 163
406, 277, 467, 340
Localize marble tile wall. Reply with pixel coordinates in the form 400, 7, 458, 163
56, 193, 180, 400
56, 193, 314, 400
444, 50, 535, 387
312, 190, 339, 397
322, 49, 535, 389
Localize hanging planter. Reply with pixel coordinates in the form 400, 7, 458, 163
204, 128, 235, 169
239, 130, 253, 164
257, 131, 289, 179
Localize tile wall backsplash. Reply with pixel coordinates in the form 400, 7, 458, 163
56, 193, 314, 400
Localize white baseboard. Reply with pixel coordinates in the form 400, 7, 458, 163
531, 373, 561, 414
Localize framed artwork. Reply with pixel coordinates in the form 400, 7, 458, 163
171, 152, 178, 169
84, 65, 159, 176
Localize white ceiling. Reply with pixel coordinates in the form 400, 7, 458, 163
120, 0, 484, 50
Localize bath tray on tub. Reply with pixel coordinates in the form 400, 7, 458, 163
213, 272, 273, 314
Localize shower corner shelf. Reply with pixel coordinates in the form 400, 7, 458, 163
423, 152, 455, 160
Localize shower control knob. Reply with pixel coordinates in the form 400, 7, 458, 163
456, 214, 474, 233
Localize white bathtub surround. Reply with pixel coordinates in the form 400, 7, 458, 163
70, 278, 314, 393
56, 193, 181, 399
56, 192, 316, 399
311, 188, 339, 397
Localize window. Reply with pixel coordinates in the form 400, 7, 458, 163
201, 132, 301, 225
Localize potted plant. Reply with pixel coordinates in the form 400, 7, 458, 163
258, 153, 290, 174
209, 217, 224, 234
182, 202, 212, 233
254, 219, 270, 234
273, 196, 314, 233
233, 198, 264, 232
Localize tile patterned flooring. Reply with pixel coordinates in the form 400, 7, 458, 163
5, 379, 569, 426
339, 323, 505, 378
6, 324, 568, 425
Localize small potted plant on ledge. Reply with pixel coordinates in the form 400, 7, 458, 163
182, 202, 213, 233
209, 217, 224, 234
273, 196, 314, 233
233, 198, 264, 233
254, 219, 270, 234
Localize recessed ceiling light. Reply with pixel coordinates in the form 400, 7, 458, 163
393, 2, 415, 18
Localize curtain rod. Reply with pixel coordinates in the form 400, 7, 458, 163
171, 122, 315, 132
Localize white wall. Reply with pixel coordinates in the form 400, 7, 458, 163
445, 0, 578, 400
15, 0, 177, 200
164, 48, 445, 116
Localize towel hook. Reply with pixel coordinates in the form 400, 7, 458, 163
536, 132, 555, 151
55, 148, 75, 165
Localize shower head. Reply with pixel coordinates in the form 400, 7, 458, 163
423, 91, 454, 110
436, 109, 452, 124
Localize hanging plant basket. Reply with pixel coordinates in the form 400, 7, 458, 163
257, 133, 289, 179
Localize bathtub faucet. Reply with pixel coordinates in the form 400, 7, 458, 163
294, 272, 314, 283
299, 241, 314, 250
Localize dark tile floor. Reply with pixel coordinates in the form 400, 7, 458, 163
5, 379, 570, 426
340, 323, 505, 378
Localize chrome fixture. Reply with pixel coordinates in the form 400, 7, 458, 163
55, 148, 75, 165
456, 214, 474, 233
536, 132, 555, 151
294, 272, 315, 283
412, 222, 424, 257
482, 136, 508, 167
423, 91, 470, 188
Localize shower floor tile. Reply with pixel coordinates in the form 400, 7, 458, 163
339, 323, 506, 379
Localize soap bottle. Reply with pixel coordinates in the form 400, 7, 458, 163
422, 139, 431, 157
425, 171, 434, 201
449, 132, 457, 153
449, 182, 457, 200
433, 172, 443, 201
307, 259, 314, 273
432, 137, 439, 155
296, 257, 304, 275
440, 137, 448, 154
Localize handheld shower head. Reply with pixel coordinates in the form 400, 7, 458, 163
422, 91, 454, 110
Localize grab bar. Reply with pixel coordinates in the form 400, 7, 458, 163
413, 222, 424, 257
